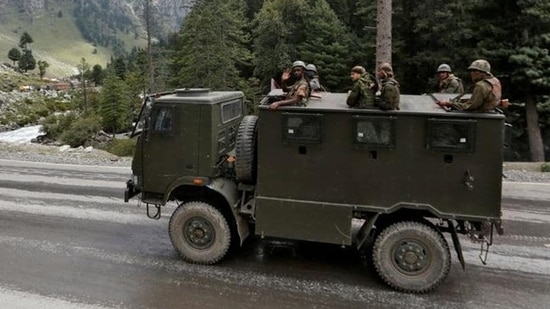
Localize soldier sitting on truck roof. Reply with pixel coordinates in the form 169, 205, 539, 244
437, 59, 501, 112
375, 63, 400, 110
436, 64, 464, 94
305, 63, 325, 92
346, 65, 377, 108
269, 61, 310, 109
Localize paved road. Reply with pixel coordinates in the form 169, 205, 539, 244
1, 159, 549, 309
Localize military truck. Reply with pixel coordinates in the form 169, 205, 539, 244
124, 88, 504, 293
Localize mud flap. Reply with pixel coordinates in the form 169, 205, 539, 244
234, 211, 250, 246
449, 220, 465, 269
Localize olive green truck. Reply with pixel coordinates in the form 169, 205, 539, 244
125, 88, 504, 293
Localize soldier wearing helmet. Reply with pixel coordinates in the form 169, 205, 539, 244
375, 63, 400, 110
347, 65, 378, 108
436, 64, 464, 94
306, 63, 324, 92
270, 60, 310, 109
437, 59, 502, 112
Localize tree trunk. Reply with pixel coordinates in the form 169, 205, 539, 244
525, 96, 545, 162
145, 0, 155, 93
376, 0, 392, 67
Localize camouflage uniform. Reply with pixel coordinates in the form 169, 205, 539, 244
347, 73, 376, 108
286, 78, 310, 106
438, 74, 463, 94
377, 78, 400, 110
452, 75, 501, 112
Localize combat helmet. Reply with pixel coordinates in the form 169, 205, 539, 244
351, 66, 366, 74
306, 64, 317, 73
468, 59, 491, 73
292, 60, 306, 70
437, 64, 452, 73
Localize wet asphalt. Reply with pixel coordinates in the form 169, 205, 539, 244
0, 159, 549, 309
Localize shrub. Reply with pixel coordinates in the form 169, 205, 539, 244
60, 115, 102, 147
40, 113, 77, 140
541, 163, 550, 173
107, 138, 136, 157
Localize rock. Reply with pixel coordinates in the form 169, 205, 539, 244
58, 145, 71, 152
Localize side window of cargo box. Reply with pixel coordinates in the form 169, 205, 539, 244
281, 113, 323, 144
426, 118, 476, 153
352, 116, 396, 149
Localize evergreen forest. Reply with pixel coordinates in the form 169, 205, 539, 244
137, 0, 548, 161
6, 0, 548, 161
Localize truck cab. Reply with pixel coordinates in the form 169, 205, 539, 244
125, 88, 504, 293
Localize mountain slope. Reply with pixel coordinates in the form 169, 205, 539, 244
0, 0, 189, 78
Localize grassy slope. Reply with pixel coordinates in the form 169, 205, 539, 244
0, 3, 145, 78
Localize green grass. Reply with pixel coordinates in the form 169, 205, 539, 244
0, 4, 145, 78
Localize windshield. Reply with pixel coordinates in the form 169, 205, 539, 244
131, 95, 154, 137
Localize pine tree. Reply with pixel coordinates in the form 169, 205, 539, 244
37, 60, 49, 79
172, 0, 252, 90
18, 50, 36, 72
298, 0, 352, 91
7, 48, 21, 66
99, 73, 131, 135
78, 58, 91, 113
91, 64, 105, 86
18, 32, 34, 51
470, 0, 550, 161
252, 0, 309, 89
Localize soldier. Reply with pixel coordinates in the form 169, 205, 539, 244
436, 64, 464, 93
437, 59, 501, 112
269, 60, 310, 109
346, 65, 377, 108
306, 63, 323, 92
376, 63, 400, 110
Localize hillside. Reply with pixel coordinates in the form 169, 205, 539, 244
0, 0, 189, 78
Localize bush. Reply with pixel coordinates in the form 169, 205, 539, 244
106, 138, 136, 157
541, 163, 550, 173
40, 113, 77, 140
60, 115, 102, 147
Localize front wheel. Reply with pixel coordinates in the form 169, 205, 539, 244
169, 201, 231, 264
372, 221, 451, 293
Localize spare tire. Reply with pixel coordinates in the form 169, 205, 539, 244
235, 115, 258, 183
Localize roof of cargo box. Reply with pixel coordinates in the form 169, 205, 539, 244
258, 89, 504, 118
155, 89, 244, 104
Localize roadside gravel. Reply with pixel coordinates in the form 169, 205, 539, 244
0, 141, 549, 183
0, 142, 131, 167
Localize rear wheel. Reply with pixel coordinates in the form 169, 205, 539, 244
169, 201, 231, 264
372, 221, 451, 293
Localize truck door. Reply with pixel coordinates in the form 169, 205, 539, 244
141, 104, 199, 197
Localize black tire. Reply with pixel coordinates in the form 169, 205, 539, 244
235, 115, 258, 183
372, 221, 451, 293
169, 201, 231, 264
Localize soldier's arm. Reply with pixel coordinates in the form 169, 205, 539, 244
270, 84, 309, 109
347, 85, 360, 107
453, 84, 487, 111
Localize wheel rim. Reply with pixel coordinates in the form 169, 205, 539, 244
183, 216, 215, 249
392, 240, 431, 275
